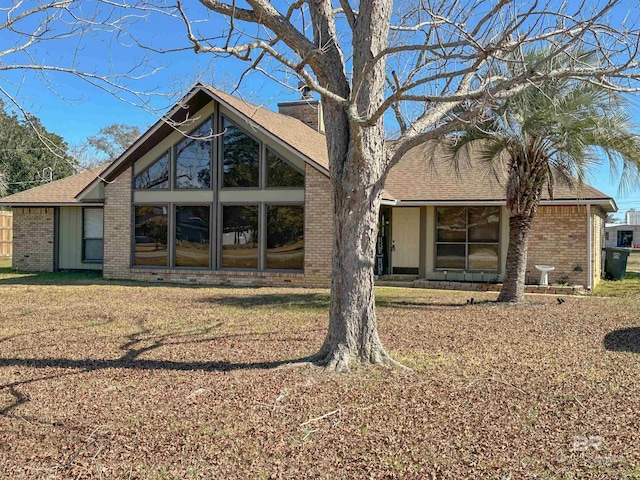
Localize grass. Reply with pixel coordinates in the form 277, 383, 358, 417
1, 269, 640, 478
592, 250, 640, 297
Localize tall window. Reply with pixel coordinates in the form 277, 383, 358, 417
222, 118, 260, 188
175, 205, 210, 268
174, 119, 212, 189
221, 205, 259, 268
134, 205, 168, 267
134, 151, 169, 189
266, 205, 304, 270
266, 149, 305, 187
83, 208, 104, 262
436, 206, 500, 270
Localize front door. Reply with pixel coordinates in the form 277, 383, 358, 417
391, 207, 420, 275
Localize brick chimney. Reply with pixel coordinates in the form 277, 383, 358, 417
277, 84, 324, 133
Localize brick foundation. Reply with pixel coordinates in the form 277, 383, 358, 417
12, 207, 54, 272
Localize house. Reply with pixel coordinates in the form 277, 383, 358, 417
0, 84, 616, 289
605, 210, 640, 248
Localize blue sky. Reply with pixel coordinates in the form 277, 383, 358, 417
3, 1, 640, 219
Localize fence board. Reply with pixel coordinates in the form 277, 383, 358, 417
0, 211, 12, 257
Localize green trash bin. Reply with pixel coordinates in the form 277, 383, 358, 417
603, 247, 631, 280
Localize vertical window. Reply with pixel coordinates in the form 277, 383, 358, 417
134, 151, 169, 189
83, 208, 103, 262
175, 205, 210, 268
222, 118, 260, 188
134, 205, 168, 267
266, 205, 304, 270
266, 149, 305, 187
221, 205, 259, 268
435, 206, 500, 270
175, 119, 212, 189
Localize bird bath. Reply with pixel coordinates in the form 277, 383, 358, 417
535, 265, 555, 286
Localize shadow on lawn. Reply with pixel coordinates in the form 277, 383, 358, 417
201, 293, 489, 309
603, 327, 640, 354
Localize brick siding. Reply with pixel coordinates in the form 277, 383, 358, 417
12, 207, 54, 272
591, 208, 605, 287
102, 167, 132, 280
303, 165, 333, 286
527, 205, 588, 286
277, 101, 324, 132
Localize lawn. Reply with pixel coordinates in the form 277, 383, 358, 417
1, 270, 640, 479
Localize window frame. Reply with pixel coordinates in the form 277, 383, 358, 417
173, 203, 213, 270
219, 115, 263, 191
131, 203, 170, 269
133, 149, 171, 191
264, 148, 306, 189
218, 202, 262, 271
264, 202, 305, 272
434, 206, 501, 272
82, 207, 104, 264
173, 117, 214, 191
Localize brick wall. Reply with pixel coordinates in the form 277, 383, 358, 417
527, 205, 588, 286
592, 208, 605, 287
303, 165, 333, 286
103, 167, 132, 280
12, 207, 54, 272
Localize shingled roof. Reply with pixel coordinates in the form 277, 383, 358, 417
384, 142, 613, 203
0, 168, 105, 206
0, 84, 615, 211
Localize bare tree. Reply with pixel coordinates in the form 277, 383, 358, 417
101, 0, 640, 372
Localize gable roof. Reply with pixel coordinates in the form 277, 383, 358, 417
0, 83, 616, 212
0, 168, 106, 206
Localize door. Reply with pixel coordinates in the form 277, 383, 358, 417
391, 207, 420, 274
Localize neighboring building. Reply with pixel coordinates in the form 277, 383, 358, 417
626, 210, 640, 225
0, 84, 616, 289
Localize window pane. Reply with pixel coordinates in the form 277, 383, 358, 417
436, 207, 467, 242
468, 207, 500, 242
84, 239, 103, 262
135, 152, 169, 189
175, 120, 212, 189
468, 244, 499, 270
84, 208, 103, 238
436, 244, 465, 269
221, 205, 259, 268
175, 206, 210, 268
266, 150, 304, 187
222, 119, 259, 188
266, 205, 304, 270
134, 205, 168, 267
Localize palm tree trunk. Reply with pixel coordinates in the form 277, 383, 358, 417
498, 215, 534, 302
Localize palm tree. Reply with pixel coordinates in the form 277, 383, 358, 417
445, 50, 640, 302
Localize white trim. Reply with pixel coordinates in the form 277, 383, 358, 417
587, 203, 593, 290
393, 198, 615, 211
0, 202, 104, 207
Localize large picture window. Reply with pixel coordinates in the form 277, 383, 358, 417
436, 206, 500, 270
222, 118, 260, 188
83, 208, 103, 262
134, 151, 169, 189
175, 119, 212, 189
266, 149, 305, 188
266, 205, 304, 270
134, 205, 168, 267
221, 205, 259, 268
175, 205, 210, 268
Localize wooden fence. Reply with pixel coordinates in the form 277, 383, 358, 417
0, 211, 12, 258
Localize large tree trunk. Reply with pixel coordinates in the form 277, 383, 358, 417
497, 215, 533, 302
311, 101, 393, 372
307, 0, 394, 372
497, 145, 547, 303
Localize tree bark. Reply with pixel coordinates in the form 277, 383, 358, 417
497, 215, 534, 302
